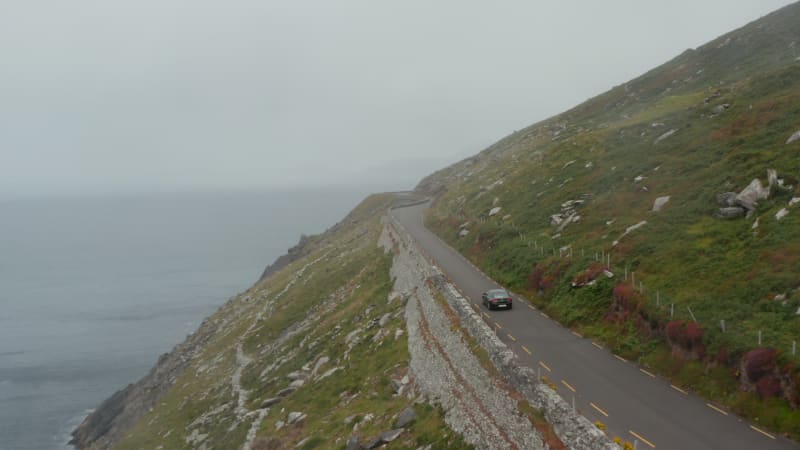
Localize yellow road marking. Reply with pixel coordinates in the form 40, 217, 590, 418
561, 379, 576, 393
750, 425, 775, 439
571, 331, 583, 338
493, 322, 502, 330
614, 355, 627, 363
706, 403, 728, 416
483, 312, 490, 319
522, 346, 532, 355
528, 304, 536, 311
539, 361, 552, 372
640, 368, 656, 378
670, 384, 688, 395
629, 430, 656, 448
592, 342, 603, 349
507, 333, 516, 342
540, 312, 549, 318
590, 402, 609, 417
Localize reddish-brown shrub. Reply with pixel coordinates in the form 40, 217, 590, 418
685, 322, 703, 342
665, 320, 683, 343
755, 376, 783, 399
742, 348, 777, 382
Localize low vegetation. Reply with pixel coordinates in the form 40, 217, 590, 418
420, 2, 800, 439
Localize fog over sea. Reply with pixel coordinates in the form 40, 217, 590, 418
0, 187, 379, 450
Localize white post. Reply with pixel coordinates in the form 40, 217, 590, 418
758, 330, 762, 346
720, 320, 726, 333
687, 306, 697, 322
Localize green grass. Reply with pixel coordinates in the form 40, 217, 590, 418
421, 5, 800, 440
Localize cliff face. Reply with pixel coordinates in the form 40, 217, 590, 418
71, 194, 488, 449
70, 317, 222, 449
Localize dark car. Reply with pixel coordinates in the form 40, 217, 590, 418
482, 289, 513, 310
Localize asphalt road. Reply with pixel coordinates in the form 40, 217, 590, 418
391, 201, 799, 450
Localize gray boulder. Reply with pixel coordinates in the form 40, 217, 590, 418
394, 406, 417, 428
379, 313, 392, 327
735, 178, 770, 211
361, 436, 382, 449
287, 411, 306, 424
652, 196, 670, 212
380, 429, 404, 442
717, 207, 747, 219
260, 397, 281, 408
346, 435, 360, 450
786, 130, 800, 145
717, 192, 738, 207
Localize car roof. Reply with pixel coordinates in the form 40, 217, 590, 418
487, 289, 509, 296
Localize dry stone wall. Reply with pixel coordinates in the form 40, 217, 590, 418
384, 214, 616, 450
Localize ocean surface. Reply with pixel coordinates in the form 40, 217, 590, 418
0, 187, 379, 450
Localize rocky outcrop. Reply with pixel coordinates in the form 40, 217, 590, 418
715, 170, 785, 218
652, 195, 671, 212
71, 314, 223, 449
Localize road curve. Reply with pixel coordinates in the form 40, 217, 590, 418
391, 201, 798, 450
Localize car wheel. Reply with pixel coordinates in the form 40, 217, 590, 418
508, 304, 513, 310
487, 302, 493, 311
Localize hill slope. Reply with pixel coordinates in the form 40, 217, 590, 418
420, 1, 800, 438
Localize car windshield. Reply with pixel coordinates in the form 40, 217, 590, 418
489, 289, 509, 298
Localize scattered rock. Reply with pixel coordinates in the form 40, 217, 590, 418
394, 407, 417, 428
786, 130, 800, 145
776, 208, 789, 220
277, 387, 297, 397
712, 103, 730, 114
346, 435, 360, 450
736, 177, 770, 212
458, 229, 469, 238
361, 436, 382, 449
716, 207, 747, 219
275, 420, 285, 430
318, 367, 338, 379
652, 196, 670, 212
612, 221, 647, 247
287, 412, 306, 424
752, 217, 760, 230
380, 429, 404, 442
654, 129, 677, 144
789, 197, 800, 207
379, 313, 392, 327
312, 356, 330, 376
260, 397, 282, 408
488, 207, 502, 217
288, 379, 305, 389
717, 192, 738, 207
501, 214, 512, 221
287, 371, 307, 381
634, 175, 645, 183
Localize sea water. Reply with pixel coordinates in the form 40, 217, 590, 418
0, 187, 376, 450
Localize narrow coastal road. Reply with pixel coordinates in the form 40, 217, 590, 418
392, 201, 798, 450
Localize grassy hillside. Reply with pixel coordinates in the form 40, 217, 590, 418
109, 194, 469, 450
420, 1, 800, 438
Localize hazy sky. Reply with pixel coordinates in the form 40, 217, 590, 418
1, 0, 794, 196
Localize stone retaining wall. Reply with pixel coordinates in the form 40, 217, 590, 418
387, 214, 616, 450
